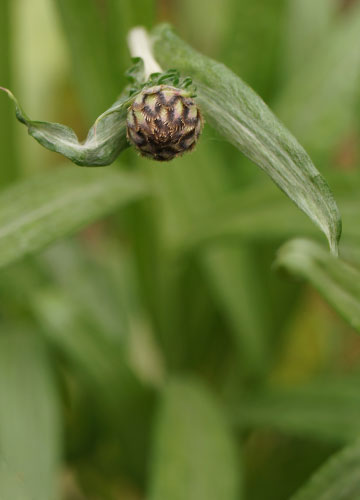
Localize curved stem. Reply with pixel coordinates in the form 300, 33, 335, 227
127, 27, 163, 80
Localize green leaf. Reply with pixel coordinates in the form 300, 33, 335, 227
276, 239, 360, 332
0, 87, 130, 166
220, 0, 285, 99
0, 166, 147, 270
235, 376, 360, 444
148, 378, 241, 500
0, 0, 18, 185
175, 180, 316, 251
152, 24, 342, 255
202, 244, 268, 375
0, 459, 30, 500
290, 439, 360, 500
1, 63, 193, 166
53, 0, 122, 119
282, 0, 337, 80
277, 3, 360, 162
0, 329, 60, 500
31, 241, 157, 481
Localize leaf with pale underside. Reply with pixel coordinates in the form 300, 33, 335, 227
0, 86, 130, 166
152, 24, 342, 255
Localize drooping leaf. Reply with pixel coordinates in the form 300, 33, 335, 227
152, 24, 342, 255
0, 329, 61, 500
167, 169, 360, 253
290, 439, 360, 500
276, 238, 360, 332
0, 166, 148, 270
148, 378, 241, 500
1, 63, 194, 166
0, 86, 130, 166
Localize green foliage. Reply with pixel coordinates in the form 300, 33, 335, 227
291, 439, 360, 500
149, 378, 241, 500
235, 375, 360, 443
0, 1, 360, 499
276, 239, 360, 331
152, 24, 342, 255
0, 166, 147, 268
0, 330, 60, 500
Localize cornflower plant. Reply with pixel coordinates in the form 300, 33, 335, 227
1, 1, 360, 499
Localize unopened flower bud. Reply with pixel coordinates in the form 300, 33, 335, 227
126, 85, 203, 162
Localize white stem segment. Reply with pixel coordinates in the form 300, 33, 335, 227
127, 27, 163, 80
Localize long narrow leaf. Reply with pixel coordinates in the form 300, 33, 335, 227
152, 24, 342, 255
53, 0, 120, 119
235, 376, 360, 443
149, 378, 241, 500
0, 0, 18, 184
291, 439, 360, 500
0, 330, 60, 500
0, 166, 147, 269
277, 3, 360, 160
276, 239, 360, 332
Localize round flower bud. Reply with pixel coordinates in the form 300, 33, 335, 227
126, 85, 203, 162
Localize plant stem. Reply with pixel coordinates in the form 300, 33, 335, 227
127, 27, 162, 80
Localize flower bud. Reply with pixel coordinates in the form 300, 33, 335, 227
126, 85, 203, 161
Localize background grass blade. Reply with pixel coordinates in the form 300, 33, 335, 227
148, 378, 241, 500
0, 166, 147, 270
281, 0, 337, 81
0, 329, 60, 500
53, 0, 120, 119
234, 375, 360, 444
152, 24, 342, 255
277, 3, 360, 164
0, 459, 30, 500
276, 238, 360, 332
0, 0, 18, 185
290, 439, 360, 500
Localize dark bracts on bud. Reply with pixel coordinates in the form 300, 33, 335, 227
126, 85, 203, 162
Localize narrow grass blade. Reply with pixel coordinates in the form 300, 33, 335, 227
202, 244, 268, 375
31, 243, 156, 482
0, 459, 30, 500
0, 166, 147, 269
235, 375, 360, 444
290, 439, 360, 500
276, 239, 360, 332
277, 3, 360, 161
282, 0, 337, 80
152, 24, 342, 255
0, 87, 130, 166
149, 378, 241, 500
0, 330, 60, 500
0, 0, 18, 184
53, 0, 120, 119
220, 0, 286, 98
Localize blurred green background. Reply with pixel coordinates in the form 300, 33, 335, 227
1, 0, 360, 499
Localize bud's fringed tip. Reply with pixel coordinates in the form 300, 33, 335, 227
126, 85, 203, 162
